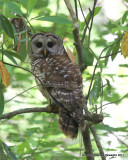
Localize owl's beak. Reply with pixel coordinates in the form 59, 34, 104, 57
43, 49, 47, 57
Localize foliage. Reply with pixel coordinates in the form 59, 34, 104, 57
0, 0, 128, 159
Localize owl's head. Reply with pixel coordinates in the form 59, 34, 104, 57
30, 33, 64, 58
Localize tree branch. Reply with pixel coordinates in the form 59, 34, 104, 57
90, 126, 106, 160
0, 106, 103, 124
82, 127, 94, 160
0, 107, 57, 120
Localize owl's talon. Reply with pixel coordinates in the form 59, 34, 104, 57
48, 105, 59, 113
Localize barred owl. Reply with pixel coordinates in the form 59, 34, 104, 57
29, 33, 85, 139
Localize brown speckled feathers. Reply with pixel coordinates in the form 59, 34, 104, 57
29, 33, 85, 138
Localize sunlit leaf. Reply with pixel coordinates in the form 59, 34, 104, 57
28, 0, 37, 14
6, 2, 23, 16
94, 7, 102, 16
0, 61, 10, 87
36, 16, 72, 24
121, 30, 128, 58
0, 14, 14, 38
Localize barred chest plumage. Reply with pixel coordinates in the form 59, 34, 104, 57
30, 54, 84, 107
30, 57, 51, 101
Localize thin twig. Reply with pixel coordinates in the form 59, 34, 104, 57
74, 0, 78, 20
94, 93, 128, 113
100, 79, 103, 113
5, 85, 38, 104
81, 14, 91, 44
121, 0, 128, 7
100, 51, 121, 59
23, 14, 36, 33
78, 0, 85, 21
90, 126, 106, 160
86, 62, 98, 100
110, 132, 128, 148
102, 93, 128, 108
88, 0, 98, 48
3, 62, 42, 85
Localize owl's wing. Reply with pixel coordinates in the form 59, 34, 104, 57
40, 54, 85, 139
40, 54, 84, 110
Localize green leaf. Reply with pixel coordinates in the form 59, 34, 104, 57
0, 142, 7, 160
89, 72, 102, 105
82, 45, 94, 66
95, 124, 128, 132
4, 53, 18, 65
119, 64, 128, 68
0, 14, 14, 38
111, 41, 120, 61
36, 16, 72, 24
86, 6, 102, 21
95, 124, 116, 132
122, 10, 128, 24
6, 2, 23, 16
1, 50, 22, 61
94, 7, 102, 16
108, 18, 125, 31
0, 89, 4, 117
28, 0, 37, 14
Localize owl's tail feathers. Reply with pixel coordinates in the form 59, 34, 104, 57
58, 110, 78, 139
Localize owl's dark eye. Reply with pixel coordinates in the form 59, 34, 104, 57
36, 42, 42, 48
47, 42, 54, 48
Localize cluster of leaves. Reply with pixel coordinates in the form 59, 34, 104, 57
0, 0, 128, 159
